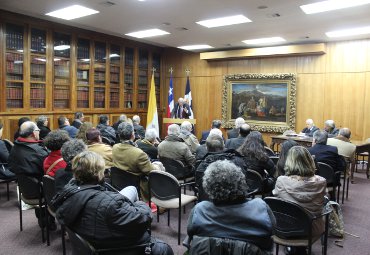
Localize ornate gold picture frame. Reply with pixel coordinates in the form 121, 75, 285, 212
222, 73, 296, 133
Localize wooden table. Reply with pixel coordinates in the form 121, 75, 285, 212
270, 135, 313, 152
352, 140, 370, 179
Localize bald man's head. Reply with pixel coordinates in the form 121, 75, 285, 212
19, 121, 39, 140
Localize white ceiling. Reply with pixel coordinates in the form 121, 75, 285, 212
2, 0, 370, 52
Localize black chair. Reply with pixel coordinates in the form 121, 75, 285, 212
110, 167, 142, 198
0, 163, 16, 200
316, 162, 341, 202
42, 175, 66, 254
149, 170, 197, 245
183, 235, 270, 255
17, 175, 46, 243
269, 156, 279, 166
159, 157, 193, 181
101, 136, 114, 146
65, 226, 150, 255
2, 138, 14, 152
245, 169, 264, 198
264, 146, 276, 157
264, 197, 331, 255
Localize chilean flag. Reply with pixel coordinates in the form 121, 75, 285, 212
167, 74, 174, 118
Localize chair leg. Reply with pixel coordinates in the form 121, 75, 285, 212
336, 185, 340, 203
46, 209, 50, 246
341, 177, 345, 204
41, 206, 45, 243
275, 243, 279, 255
178, 207, 181, 245
308, 245, 311, 255
346, 175, 350, 199
61, 224, 66, 255
167, 210, 170, 226
157, 206, 160, 223
19, 194, 23, 231
6, 182, 10, 201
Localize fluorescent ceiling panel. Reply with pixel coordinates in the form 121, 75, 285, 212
242, 37, 286, 45
177, 45, 213, 50
46, 5, 99, 20
300, 0, 370, 14
326, 26, 370, 37
196, 15, 251, 28
125, 29, 170, 38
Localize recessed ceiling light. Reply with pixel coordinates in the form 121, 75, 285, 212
300, 0, 370, 14
54, 45, 70, 51
46, 5, 99, 20
326, 26, 370, 37
242, 37, 286, 45
125, 29, 170, 38
177, 45, 213, 50
196, 15, 251, 28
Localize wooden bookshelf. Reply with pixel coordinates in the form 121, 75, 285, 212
77, 38, 90, 108
124, 47, 134, 109
109, 44, 121, 108
138, 49, 148, 109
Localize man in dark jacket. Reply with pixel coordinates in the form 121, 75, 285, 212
8, 121, 48, 178
133, 115, 145, 140
97, 114, 117, 145
71, 111, 84, 129
225, 123, 250, 150
52, 151, 173, 254
58, 116, 78, 138
227, 117, 245, 139
136, 128, 159, 160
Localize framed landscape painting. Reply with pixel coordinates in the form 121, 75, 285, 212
222, 73, 296, 133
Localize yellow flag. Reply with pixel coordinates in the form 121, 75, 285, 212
146, 73, 159, 135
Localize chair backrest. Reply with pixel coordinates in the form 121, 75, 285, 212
189, 235, 269, 255
264, 146, 276, 157
42, 175, 56, 211
316, 162, 334, 185
245, 169, 263, 195
269, 156, 279, 165
264, 197, 312, 239
149, 170, 180, 201
66, 227, 148, 255
110, 167, 141, 196
101, 136, 114, 146
159, 157, 189, 179
3, 139, 14, 153
17, 175, 42, 199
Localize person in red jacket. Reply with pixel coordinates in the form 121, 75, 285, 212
43, 130, 70, 177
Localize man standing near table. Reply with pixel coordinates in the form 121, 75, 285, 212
171, 98, 190, 119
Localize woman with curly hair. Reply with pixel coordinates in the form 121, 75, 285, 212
43, 130, 70, 176
238, 131, 276, 177
187, 160, 276, 252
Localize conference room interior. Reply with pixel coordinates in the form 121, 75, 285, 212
1, 1, 370, 255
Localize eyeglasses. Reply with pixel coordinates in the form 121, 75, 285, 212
34, 129, 40, 132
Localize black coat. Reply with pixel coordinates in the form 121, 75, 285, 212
8, 139, 48, 178
301, 126, 319, 137
137, 139, 158, 160
133, 124, 145, 140
0, 140, 9, 163
38, 124, 51, 140
227, 128, 239, 139
52, 179, 152, 248
225, 136, 246, 150
308, 144, 345, 172
171, 102, 190, 119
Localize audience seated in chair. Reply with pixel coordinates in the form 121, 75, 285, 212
71, 111, 84, 129
43, 130, 70, 177
54, 139, 87, 194
97, 114, 117, 145
136, 128, 159, 160
75, 122, 93, 145
327, 127, 356, 161
113, 122, 163, 201
225, 123, 250, 151
36, 115, 51, 140
195, 133, 247, 201
8, 121, 50, 229
323, 119, 339, 138
132, 115, 145, 141
179, 121, 200, 154
276, 139, 298, 176
51, 151, 174, 255
273, 146, 327, 254
227, 117, 245, 139
196, 128, 223, 160
158, 124, 195, 177
188, 160, 275, 252
58, 116, 78, 139
13, 117, 30, 142
199, 119, 224, 145
86, 128, 113, 169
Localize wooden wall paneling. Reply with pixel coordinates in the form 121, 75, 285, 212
296, 55, 326, 74
361, 72, 370, 140
295, 73, 325, 133
326, 40, 369, 73
259, 57, 298, 74
226, 59, 261, 74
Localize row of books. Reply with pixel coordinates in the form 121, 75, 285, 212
110, 73, 119, 82
95, 45, 106, 61
31, 35, 46, 54
7, 100, 23, 108
137, 92, 147, 101
7, 74, 23, 80
6, 61, 23, 74
124, 93, 132, 101
54, 88, 70, 99
54, 78, 70, 84
110, 66, 120, 73
55, 66, 70, 77
31, 64, 46, 76
6, 32, 24, 50
95, 101, 105, 108
110, 91, 120, 101
54, 100, 69, 108
77, 70, 89, 80
77, 46, 90, 59
77, 90, 89, 100
7, 87, 23, 99
125, 56, 134, 67
138, 77, 148, 86
110, 101, 119, 108
30, 86, 46, 99
6, 53, 23, 61
31, 76, 45, 82
77, 100, 89, 108
94, 72, 106, 81
30, 99, 45, 108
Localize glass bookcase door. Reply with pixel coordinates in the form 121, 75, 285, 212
138, 49, 148, 109
124, 47, 134, 109
53, 32, 71, 109
5, 23, 24, 109
77, 38, 90, 108
152, 53, 161, 107
109, 44, 121, 108
94, 41, 106, 108
30, 28, 46, 108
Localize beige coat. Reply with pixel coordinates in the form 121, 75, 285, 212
273, 175, 327, 237
327, 137, 356, 158
87, 143, 113, 169
178, 131, 200, 154
158, 135, 196, 166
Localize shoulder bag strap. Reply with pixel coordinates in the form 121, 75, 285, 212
46, 158, 64, 175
